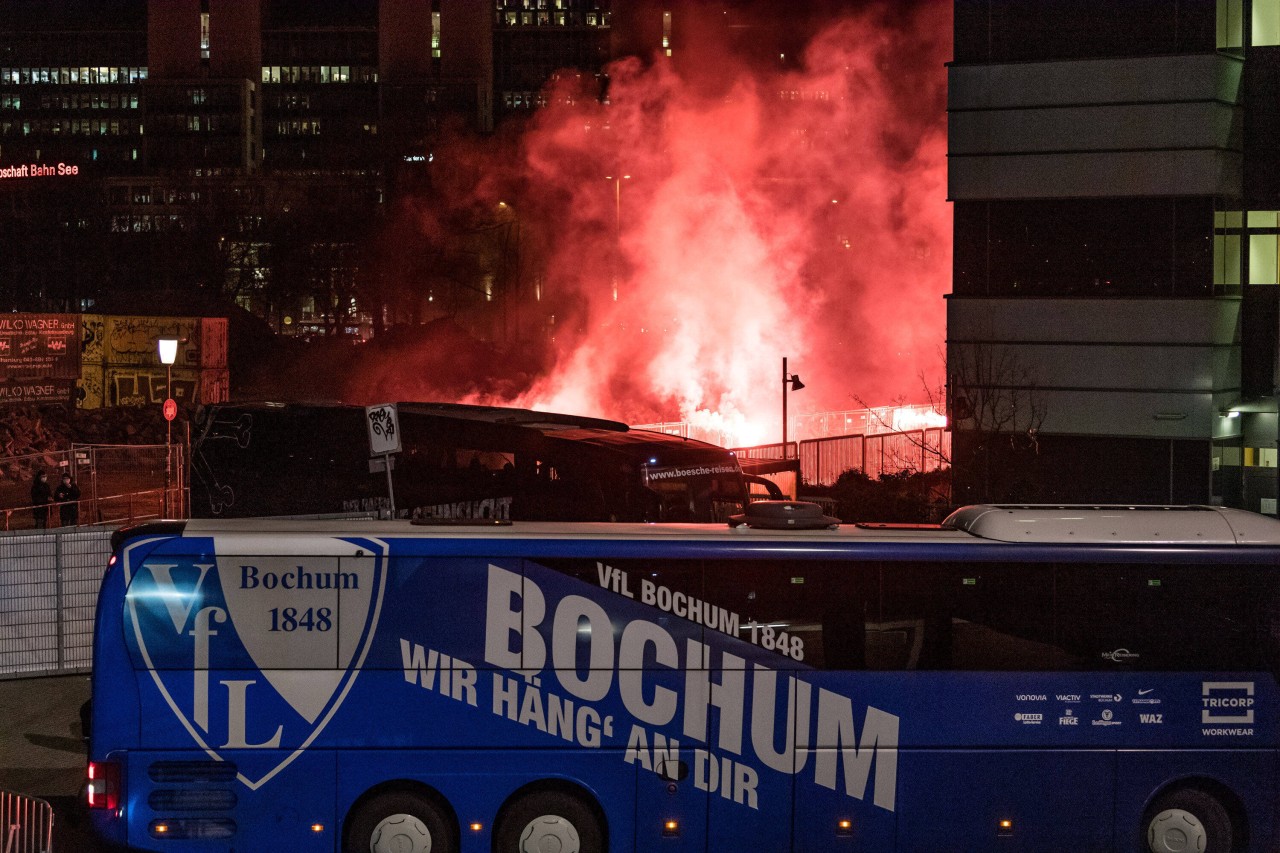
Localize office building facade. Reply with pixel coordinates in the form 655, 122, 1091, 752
0, 0, 613, 337
948, 0, 1280, 514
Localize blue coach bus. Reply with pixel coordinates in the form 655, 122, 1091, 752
87, 503, 1280, 852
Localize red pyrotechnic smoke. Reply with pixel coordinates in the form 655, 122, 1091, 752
379, 0, 951, 447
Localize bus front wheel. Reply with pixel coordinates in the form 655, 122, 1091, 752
495, 790, 604, 853
1145, 788, 1234, 853
345, 790, 455, 853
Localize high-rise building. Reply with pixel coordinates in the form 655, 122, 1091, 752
0, 0, 623, 335
948, 0, 1279, 514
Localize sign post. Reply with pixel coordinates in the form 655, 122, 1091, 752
365, 403, 401, 517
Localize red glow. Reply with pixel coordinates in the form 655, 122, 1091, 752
517, 2, 949, 443
345, 1, 951, 447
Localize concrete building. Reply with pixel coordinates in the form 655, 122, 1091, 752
948, 0, 1279, 514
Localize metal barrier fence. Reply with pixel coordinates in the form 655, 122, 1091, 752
0, 444, 186, 531
0, 527, 113, 680
734, 429, 951, 488
799, 428, 949, 486
0, 789, 53, 853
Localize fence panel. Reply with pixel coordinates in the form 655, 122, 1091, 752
0, 789, 53, 853
0, 528, 112, 680
799, 429, 950, 487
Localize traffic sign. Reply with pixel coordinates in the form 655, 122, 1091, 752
365, 403, 402, 456
163, 398, 177, 421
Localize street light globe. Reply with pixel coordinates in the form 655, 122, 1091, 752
158, 338, 178, 365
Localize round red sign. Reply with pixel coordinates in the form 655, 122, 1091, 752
163, 398, 177, 421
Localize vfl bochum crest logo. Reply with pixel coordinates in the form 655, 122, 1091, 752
123, 534, 389, 789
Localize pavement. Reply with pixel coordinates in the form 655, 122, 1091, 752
0, 674, 105, 851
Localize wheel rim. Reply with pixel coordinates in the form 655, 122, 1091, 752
518, 814, 581, 853
1148, 808, 1208, 853
369, 812, 434, 853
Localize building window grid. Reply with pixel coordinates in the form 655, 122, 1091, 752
261, 66, 375, 84
1215, 210, 1280, 286
0, 67, 147, 85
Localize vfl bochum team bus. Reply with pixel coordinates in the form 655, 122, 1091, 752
87, 503, 1280, 852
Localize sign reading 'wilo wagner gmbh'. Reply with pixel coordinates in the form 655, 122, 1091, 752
0, 314, 80, 380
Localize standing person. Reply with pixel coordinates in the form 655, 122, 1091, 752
55, 472, 80, 527
30, 470, 51, 529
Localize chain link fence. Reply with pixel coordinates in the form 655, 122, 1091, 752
0, 444, 186, 532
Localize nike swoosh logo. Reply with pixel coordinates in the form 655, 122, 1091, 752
1138, 689, 1154, 696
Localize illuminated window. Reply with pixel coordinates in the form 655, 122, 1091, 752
1249, 211, 1280, 284
1219, 0, 1244, 47
200, 12, 210, 60
432, 12, 441, 58
1214, 211, 1243, 286
1255, 0, 1280, 44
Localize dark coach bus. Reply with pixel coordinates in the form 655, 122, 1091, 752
190, 402, 772, 523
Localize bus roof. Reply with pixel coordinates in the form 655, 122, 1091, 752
942, 504, 1280, 545
163, 504, 1280, 547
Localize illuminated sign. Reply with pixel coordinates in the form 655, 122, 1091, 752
0, 314, 81, 381
0, 162, 81, 180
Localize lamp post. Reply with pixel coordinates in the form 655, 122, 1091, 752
605, 174, 629, 301
782, 357, 805, 453
158, 338, 177, 517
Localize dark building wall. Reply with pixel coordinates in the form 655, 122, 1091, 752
954, 0, 1216, 64
953, 198, 1214, 299
379, 0, 435, 81
211, 0, 264, 80
148, 0, 202, 78
952, 432, 1212, 505
1244, 47, 1280, 206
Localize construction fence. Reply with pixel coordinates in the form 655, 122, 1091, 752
0, 443, 186, 532
0, 527, 111, 680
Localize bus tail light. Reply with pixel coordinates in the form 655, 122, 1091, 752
86, 761, 120, 810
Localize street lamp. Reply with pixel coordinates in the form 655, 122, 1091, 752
158, 338, 177, 517
782, 357, 805, 451
605, 174, 630, 301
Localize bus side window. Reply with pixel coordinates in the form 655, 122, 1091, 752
878, 563, 1057, 671
703, 561, 875, 670
1057, 563, 1266, 671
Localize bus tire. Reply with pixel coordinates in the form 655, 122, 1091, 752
495, 790, 605, 853
345, 790, 455, 853
1145, 788, 1234, 853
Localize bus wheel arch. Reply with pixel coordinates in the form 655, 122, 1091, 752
493, 780, 608, 853
343, 780, 460, 853
1142, 778, 1246, 853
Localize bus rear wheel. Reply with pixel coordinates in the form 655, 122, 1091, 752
345, 790, 455, 853
1145, 788, 1234, 853
495, 790, 604, 853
